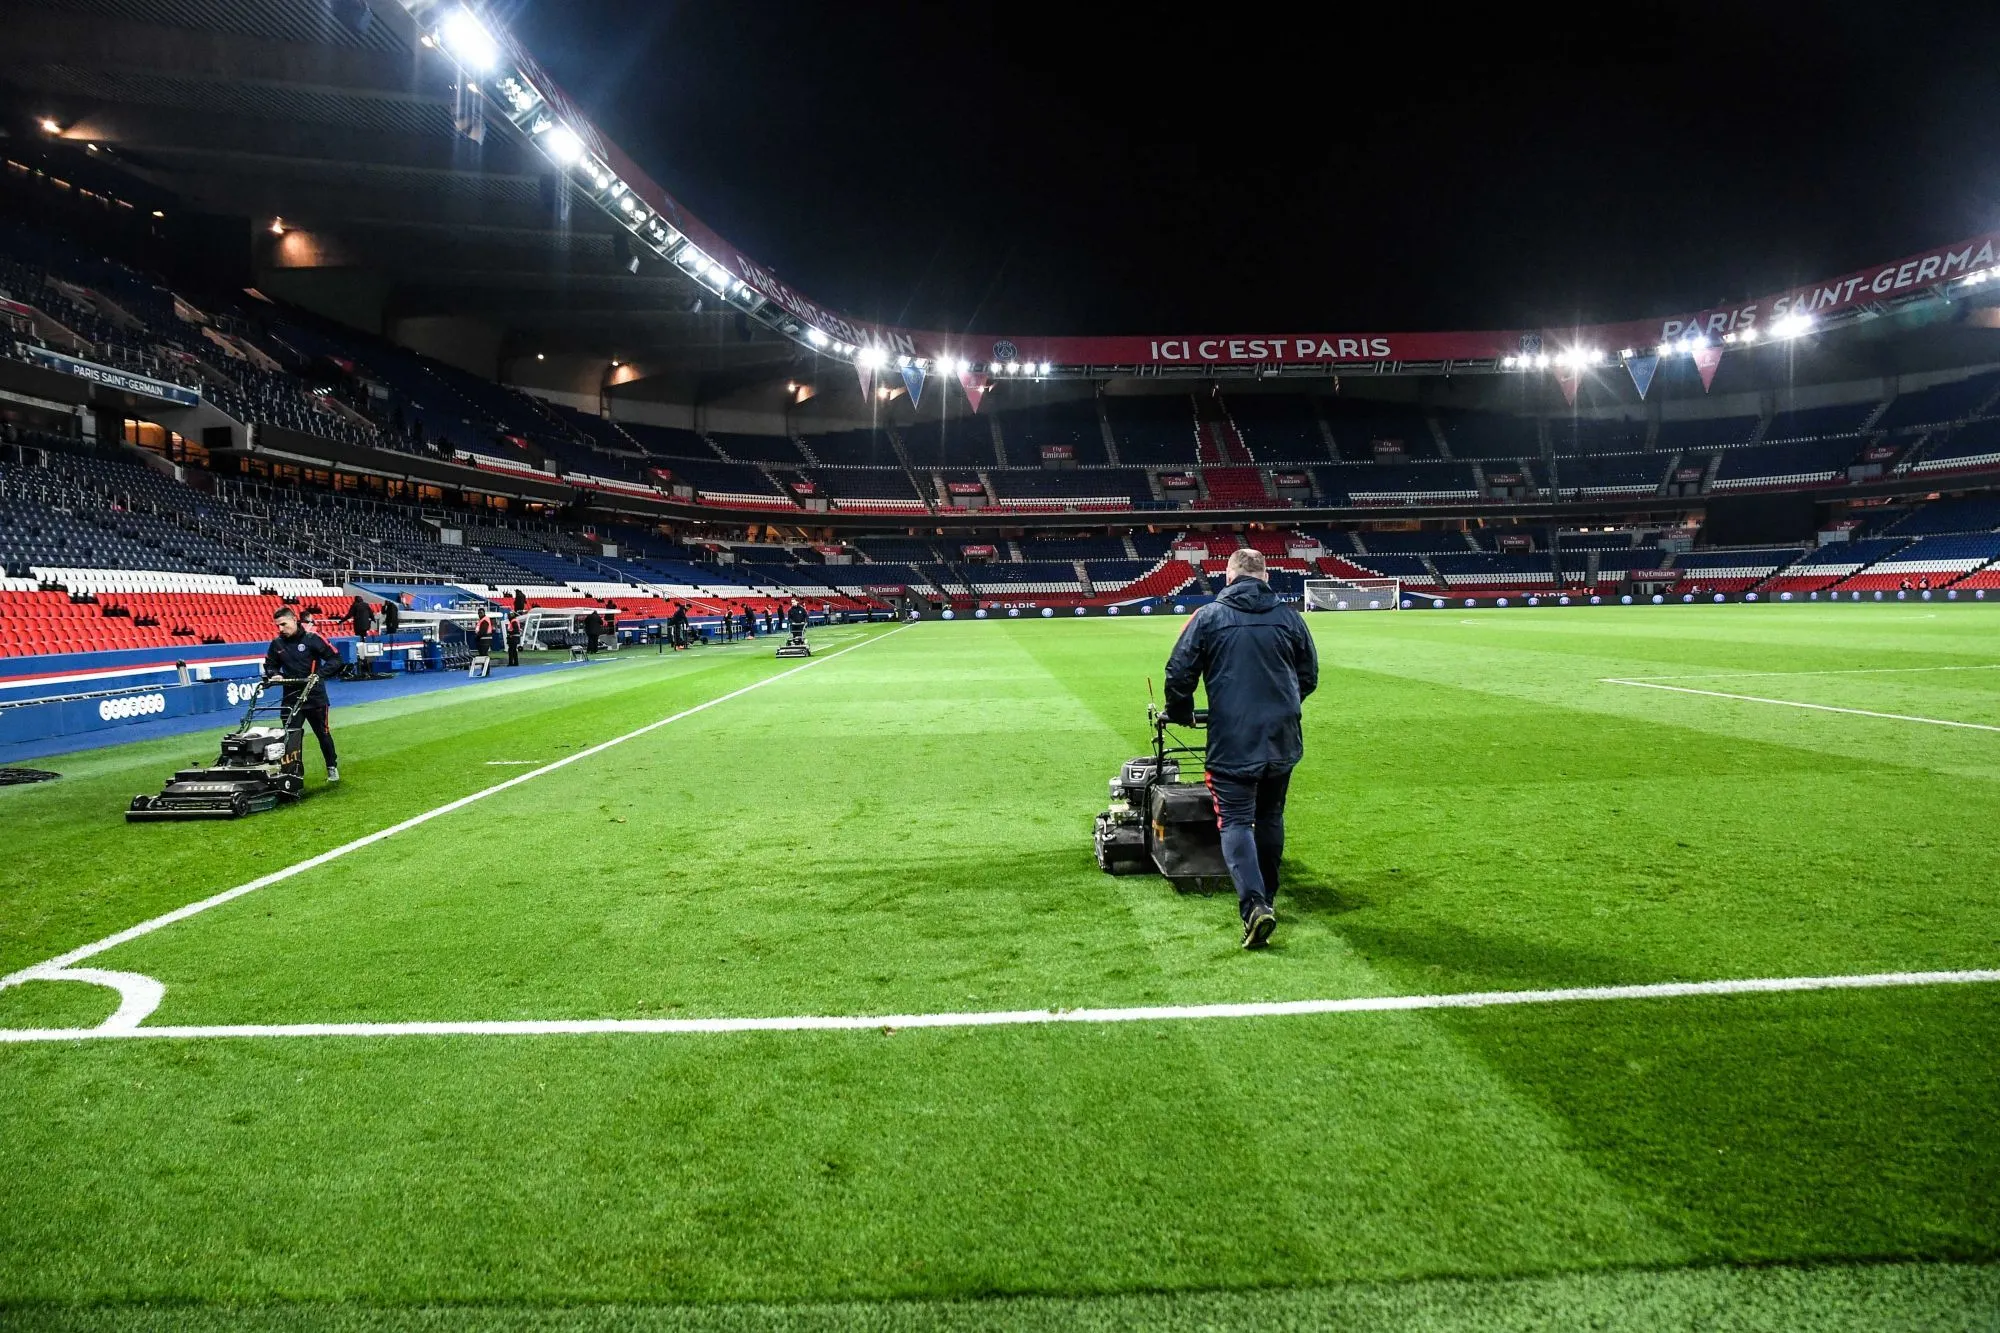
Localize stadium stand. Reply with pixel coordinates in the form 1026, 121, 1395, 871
1102, 395, 1200, 465
1222, 394, 1329, 461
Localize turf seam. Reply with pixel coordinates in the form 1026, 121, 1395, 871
0, 626, 908, 1026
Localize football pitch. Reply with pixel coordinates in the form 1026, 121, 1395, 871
2, 607, 1997, 1330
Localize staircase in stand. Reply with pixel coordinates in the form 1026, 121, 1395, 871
1189, 390, 1272, 507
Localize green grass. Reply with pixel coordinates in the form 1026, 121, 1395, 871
1, 609, 1997, 1327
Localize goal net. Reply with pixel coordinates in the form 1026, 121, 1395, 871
1303, 578, 1401, 611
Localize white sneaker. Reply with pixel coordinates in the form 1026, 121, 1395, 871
326, 766, 340, 783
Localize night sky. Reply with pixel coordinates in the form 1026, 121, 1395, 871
499, 2, 2000, 338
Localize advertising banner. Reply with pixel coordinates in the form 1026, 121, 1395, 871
21, 346, 200, 406
1039, 444, 1074, 461
1498, 534, 1533, 552
1160, 474, 1198, 489
961, 544, 997, 558
1371, 439, 1405, 457
1273, 472, 1311, 487
946, 481, 987, 496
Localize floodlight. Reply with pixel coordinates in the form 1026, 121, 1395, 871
857, 346, 887, 369
38, 117, 61, 135
807, 328, 829, 347
1619, 347, 1634, 359
269, 217, 286, 235
543, 124, 584, 166
1006, 362, 1021, 374
439, 8, 502, 74
1534, 353, 1550, 369
1770, 312, 1815, 339
989, 361, 1002, 374
1502, 355, 1517, 368
896, 354, 911, 368
1039, 361, 1052, 375
1655, 342, 1672, 356
1737, 326, 1758, 343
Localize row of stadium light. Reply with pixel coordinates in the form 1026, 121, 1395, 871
1500, 313, 1823, 371
423, 5, 869, 362
827, 340, 1053, 378
425, 5, 2000, 385
430, 4, 1061, 380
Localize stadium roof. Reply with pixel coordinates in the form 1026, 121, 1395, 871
0, 0, 804, 387
7, 0, 2000, 403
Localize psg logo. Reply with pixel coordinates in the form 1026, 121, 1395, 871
1517, 333, 1543, 355
992, 339, 1020, 362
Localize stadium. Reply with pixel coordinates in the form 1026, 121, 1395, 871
0, 1, 1997, 1328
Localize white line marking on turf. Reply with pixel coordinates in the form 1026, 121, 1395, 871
0, 625, 909, 1026
483, 760, 543, 766
1601, 678, 2000, 732
1617, 665, 2000, 682
0, 968, 1993, 1044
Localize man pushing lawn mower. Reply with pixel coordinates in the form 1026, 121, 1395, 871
266, 606, 343, 783
1164, 548, 1317, 949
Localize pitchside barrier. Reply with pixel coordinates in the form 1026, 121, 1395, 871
0, 678, 245, 745
1400, 588, 2000, 609
902, 587, 2000, 620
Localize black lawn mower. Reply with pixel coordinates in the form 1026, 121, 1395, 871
126, 677, 315, 822
1093, 708, 1232, 892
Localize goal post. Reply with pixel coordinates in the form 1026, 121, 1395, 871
1302, 578, 1402, 611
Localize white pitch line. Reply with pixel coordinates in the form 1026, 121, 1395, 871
0, 625, 907, 997
0, 968, 1994, 1044
1601, 678, 2000, 732
1616, 664, 2000, 682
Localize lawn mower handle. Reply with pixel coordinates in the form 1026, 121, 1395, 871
1146, 706, 1209, 730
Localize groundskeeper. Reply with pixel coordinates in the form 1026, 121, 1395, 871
1163, 547, 1317, 948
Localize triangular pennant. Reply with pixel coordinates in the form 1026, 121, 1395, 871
1555, 364, 1581, 406
900, 361, 926, 408
854, 361, 875, 400
1691, 343, 1723, 391
1624, 353, 1659, 400
958, 370, 991, 412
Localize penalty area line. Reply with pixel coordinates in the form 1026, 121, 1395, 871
0, 624, 909, 996
1, 968, 1996, 1044
1601, 678, 2000, 732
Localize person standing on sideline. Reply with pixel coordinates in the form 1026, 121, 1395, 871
345, 593, 375, 640
668, 602, 690, 650
1163, 548, 1318, 949
264, 607, 344, 783
513, 588, 527, 615
583, 609, 605, 655
505, 610, 523, 667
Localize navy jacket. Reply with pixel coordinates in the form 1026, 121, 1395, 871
1163, 578, 1318, 777
264, 630, 341, 706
